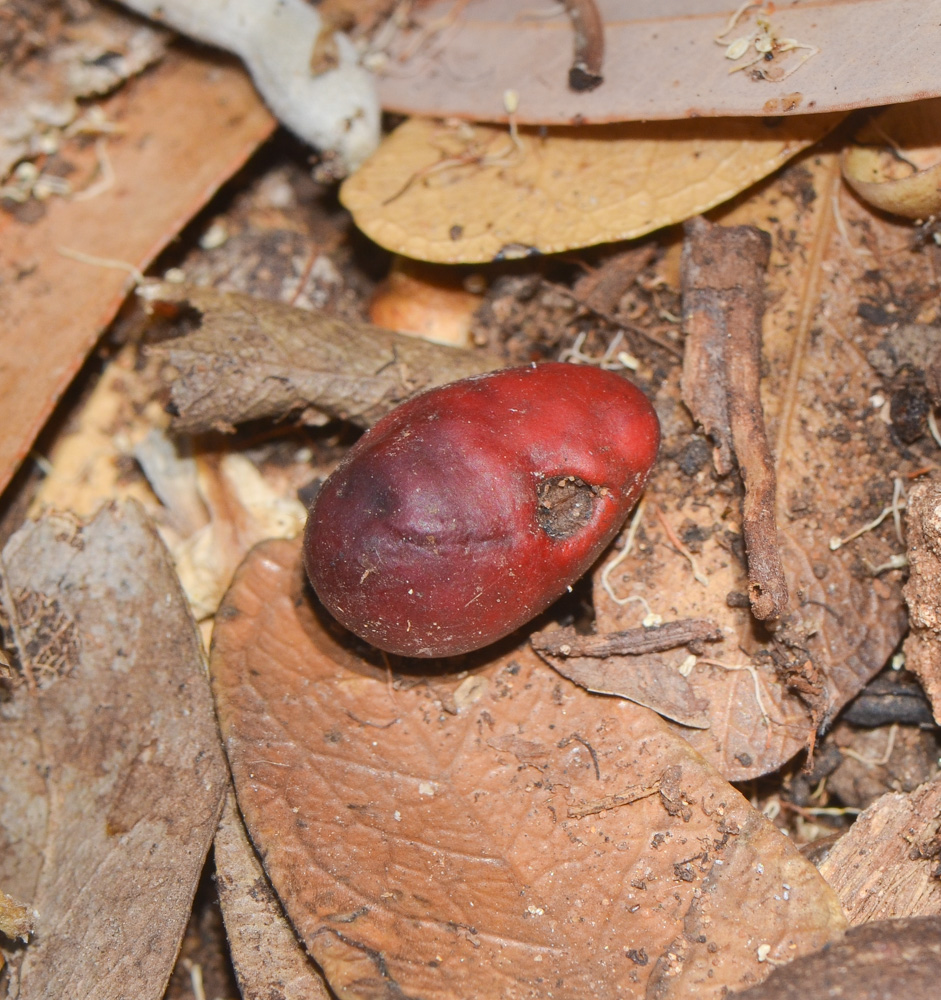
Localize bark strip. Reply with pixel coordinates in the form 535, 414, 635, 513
680, 216, 787, 621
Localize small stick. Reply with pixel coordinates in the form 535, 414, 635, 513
568, 783, 660, 820
681, 217, 788, 621
531, 619, 722, 658
564, 0, 605, 91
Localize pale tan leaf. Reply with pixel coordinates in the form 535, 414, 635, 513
377, 0, 941, 124
209, 537, 846, 1000
340, 115, 840, 263
0, 503, 228, 998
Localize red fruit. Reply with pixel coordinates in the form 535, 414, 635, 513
304, 362, 660, 657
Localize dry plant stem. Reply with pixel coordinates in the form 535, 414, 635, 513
531, 619, 721, 658
681, 216, 787, 621
564, 0, 605, 91
142, 282, 504, 433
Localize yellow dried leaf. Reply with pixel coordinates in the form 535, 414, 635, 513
341, 115, 842, 263
842, 98, 941, 219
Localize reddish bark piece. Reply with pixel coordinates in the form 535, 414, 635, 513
210, 537, 847, 1000
0, 503, 228, 997
377, 1, 941, 124
305, 363, 660, 656
0, 46, 275, 497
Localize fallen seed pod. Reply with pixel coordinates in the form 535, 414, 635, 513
304, 362, 660, 657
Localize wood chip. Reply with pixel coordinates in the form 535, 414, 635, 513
819, 777, 941, 923
903, 481, 941, 724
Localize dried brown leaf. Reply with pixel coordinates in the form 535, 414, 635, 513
209, 537, 846, 1000
0, 502, 228, 997
531, 637, 711, 730
818, 777, 941, 923
595, 150, 917, 779
730, 916, 941, 1000
145, 281, 503, 432
215, 792, 333, 1000
339, 115, 840, 263
0, 44, 275, 497
377, 0, 941, 124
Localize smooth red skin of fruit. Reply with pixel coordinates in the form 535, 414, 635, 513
304, 363, 660, 657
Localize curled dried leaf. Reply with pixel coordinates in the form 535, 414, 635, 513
842, 99, 941, 219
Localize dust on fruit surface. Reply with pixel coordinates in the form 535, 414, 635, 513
535, 475, 598, 540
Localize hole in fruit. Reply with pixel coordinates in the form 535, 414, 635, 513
535, 476, 598, 539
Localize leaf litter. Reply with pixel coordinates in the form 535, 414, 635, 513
5, 5, 941, 994
593, 148, 929, 780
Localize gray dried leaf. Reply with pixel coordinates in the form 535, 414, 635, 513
0, 503, 228, 999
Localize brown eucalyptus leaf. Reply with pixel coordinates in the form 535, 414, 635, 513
0, 502, 228, 998
730, 916, 941, 1000
340, 115, 839, 263
144, 282, 503, 433
209, 537, 846, 1000
818, 777, 941, 923
215, 792, 333, 1000
376, 0, 941, 124
595, 150, 917, 780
